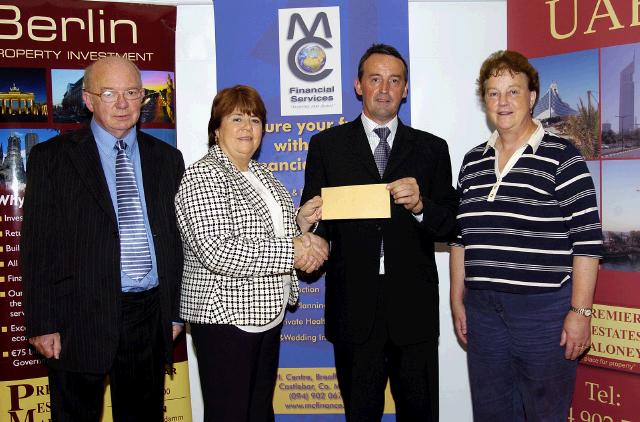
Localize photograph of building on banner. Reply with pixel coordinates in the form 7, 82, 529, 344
601, 42, 640, 159
530, 49, 599, 160
601, 160, 640, 273
0, 69, 48, 124
52, 69, 176, 125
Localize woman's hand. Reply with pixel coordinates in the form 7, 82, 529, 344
449, 246, 467, 345
451, 299, 468, 345
560, 311, 591, 360
293, 232, 329, 273
297, 196, 323, 232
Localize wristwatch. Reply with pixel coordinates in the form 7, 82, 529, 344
569, 306, 593, 317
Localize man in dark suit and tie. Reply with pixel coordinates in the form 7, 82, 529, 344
21, 57, 184, 421
300, 44, 459, 421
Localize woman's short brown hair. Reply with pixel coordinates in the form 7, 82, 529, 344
477, 50, 540, 102
207, 85, 267, 147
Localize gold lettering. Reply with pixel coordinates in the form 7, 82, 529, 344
0, 6, 139, 44
110, 19, 137, 44
546, 0, 577, 40
584, 0, 624, 34
632, 0, 640, 27
0, 5, 22, 40
88, 9, 94, 43
99, 9, 105, 43
27, 16, 56, 41
61, 17, 85, 42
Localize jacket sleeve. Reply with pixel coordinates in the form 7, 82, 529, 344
170, 150, 186, 321
419, 139, 460, 241
300, 133, 329, 240
21, 144, 59, 338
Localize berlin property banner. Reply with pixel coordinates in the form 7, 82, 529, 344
508, 0, 640, 420
0, 1, 191, 421
214, 1, 410, 420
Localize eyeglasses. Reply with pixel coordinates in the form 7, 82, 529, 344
83, 88, 144, 103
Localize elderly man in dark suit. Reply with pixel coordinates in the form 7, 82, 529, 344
21, 56, 184, 421
300, 44, 459, 421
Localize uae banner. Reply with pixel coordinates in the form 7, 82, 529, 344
509, 0, 640, 420
214, 1, 409, 420
0, 1, 191, 421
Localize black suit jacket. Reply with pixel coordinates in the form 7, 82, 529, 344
21, 127, 184, 373
301, 116, 458, 345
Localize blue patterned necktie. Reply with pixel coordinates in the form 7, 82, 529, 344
115, 139, 152, 281
373, 127, 391, 257
373, 127, 391, 177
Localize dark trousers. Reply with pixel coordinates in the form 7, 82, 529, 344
48, 288, 165, 422
333, 278, 438, 422
190, 322, 283, 422
465, 286, 577, 422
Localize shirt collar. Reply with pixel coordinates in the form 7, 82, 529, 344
483, 119, 544, 156
91, 118, 138, 156
361, 113, 399, 140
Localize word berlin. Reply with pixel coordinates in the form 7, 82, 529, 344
0, 6, 138, 44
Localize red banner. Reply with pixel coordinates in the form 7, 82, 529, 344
0, 1, 175, 69
0, 1, 189, 421
508, 0, 640, 58
509, 0, 640, 420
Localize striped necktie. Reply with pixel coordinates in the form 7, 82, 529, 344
115, 139, 152, 281
373, 127, 391, 258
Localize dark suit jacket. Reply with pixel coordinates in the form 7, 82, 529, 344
301, 116, 458, 346
21, 127, 184, 373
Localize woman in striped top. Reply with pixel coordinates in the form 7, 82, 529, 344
449, 50, 602, 421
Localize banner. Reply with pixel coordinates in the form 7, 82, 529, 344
214, 1, 409, 419
0, 1, 191, 421
509, 0, 640, 420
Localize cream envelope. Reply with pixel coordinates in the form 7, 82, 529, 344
321, 184, 391, 220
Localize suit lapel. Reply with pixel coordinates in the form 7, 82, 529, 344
385, 119, 414, 177
138, 132, 160, 225
66, 128, 117, 224
347, 118, 381, 180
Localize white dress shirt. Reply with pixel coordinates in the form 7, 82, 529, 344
237, 170, 291, 332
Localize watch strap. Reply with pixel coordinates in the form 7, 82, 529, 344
569, 306, 593, 317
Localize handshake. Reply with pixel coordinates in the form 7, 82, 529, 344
293, 195, 327, 273
293, 232, 328, 273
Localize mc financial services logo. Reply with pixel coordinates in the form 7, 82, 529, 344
278, 6, 342, 116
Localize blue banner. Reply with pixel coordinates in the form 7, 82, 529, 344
214, 1, 409, 419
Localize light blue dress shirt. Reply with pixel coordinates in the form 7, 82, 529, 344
91, 119, 159, 292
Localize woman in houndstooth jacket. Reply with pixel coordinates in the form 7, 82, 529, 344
175, 85, 328, 422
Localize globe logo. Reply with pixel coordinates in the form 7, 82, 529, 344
295, 43, 327, 75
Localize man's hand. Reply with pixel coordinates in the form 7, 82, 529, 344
387, 177, 423, 214
293, 233, 329, 273
297, 196, 323, 232
560, 311, 591, 360
172, 323, 184, 341
29, 333, 61, 359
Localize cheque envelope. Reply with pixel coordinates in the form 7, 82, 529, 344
321, 184, 390, 220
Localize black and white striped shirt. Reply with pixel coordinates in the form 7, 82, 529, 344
452, 121, 602, 293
